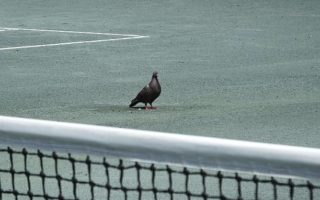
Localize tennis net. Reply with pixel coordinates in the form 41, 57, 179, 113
0, 116, 319, 200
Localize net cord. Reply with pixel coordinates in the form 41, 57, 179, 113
0, 115, 320, 181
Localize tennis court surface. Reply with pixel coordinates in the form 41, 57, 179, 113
1, 0, 320, 146
1, 0, 320, 199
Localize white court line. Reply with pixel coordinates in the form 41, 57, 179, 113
0, 27, 143, 37
0, 27, 149, 51
0, 36, 148, 51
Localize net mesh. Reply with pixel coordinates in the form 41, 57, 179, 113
0, 147, 319, 200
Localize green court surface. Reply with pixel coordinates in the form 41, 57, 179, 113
1, 0, 320, 148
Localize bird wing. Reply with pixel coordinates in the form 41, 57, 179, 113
135, 84, 152, 101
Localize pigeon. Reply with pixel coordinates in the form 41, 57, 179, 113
129, 71, 161, 109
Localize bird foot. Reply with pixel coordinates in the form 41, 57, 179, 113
145, 106, 157, 110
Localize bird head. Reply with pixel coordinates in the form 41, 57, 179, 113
152, 71, 158, 78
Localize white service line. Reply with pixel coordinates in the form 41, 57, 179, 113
0, 27, 145, 37
0, 35, 149, 51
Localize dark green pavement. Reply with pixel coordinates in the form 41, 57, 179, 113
0, 0, 320, 147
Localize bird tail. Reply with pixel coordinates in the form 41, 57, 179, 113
129, 98, 139, 107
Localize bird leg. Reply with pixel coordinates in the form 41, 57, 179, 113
144, 103, 157, 110
147, 103, 157, 110
150, 103, 157, 109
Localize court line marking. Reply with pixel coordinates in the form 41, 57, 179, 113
0, 27, 149, 51
1, 27, 144, 37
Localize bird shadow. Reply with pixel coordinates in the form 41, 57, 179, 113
81, 103, 186, 113
130, 106, 158, 110
129, 106, 146, 110
93, 105, 157, 112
